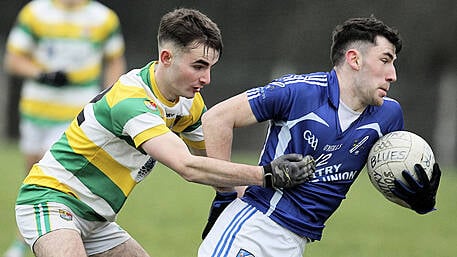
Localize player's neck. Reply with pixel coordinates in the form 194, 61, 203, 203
339, 90, 366, 113
336, 68, 367, 113
154, 63, 178, 103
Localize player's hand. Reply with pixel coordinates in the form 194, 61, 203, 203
201, 191, 237, 240
392, 163, 441, 214
37, 71, 69, 87
262, 154, 315, 189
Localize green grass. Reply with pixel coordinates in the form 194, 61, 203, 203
1, 141, 456, 257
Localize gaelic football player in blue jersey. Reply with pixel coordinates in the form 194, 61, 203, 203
199, 16, 441, 257
12, 8, 314, 257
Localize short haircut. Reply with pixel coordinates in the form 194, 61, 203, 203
330, 16, 402, 66
158, 8, 223, 56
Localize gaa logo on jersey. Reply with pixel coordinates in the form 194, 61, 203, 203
58, 209, 73, 221
144, 100, 157, 111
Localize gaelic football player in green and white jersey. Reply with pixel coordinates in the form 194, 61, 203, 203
13, 7, 315, 257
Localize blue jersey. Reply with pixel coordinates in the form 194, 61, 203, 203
243, 69, 404, 240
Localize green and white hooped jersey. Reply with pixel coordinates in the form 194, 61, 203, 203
17, 62, 207, 222
6, 0, 125, 125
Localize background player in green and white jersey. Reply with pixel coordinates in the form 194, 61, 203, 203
3, 1, 126, 256
13, 8, 315, 257
4, 0, 126, 173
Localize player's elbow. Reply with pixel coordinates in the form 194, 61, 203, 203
179, 171, 199, 183
202, 106, 234, 132
173, 156, 203, 183
201, 110, 214, 127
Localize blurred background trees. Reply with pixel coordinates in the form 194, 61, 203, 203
1, 0, 455, 165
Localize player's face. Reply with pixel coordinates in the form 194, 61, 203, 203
355, 36, 397, 106
58, 0, 87, 7
166, 44, 220, 100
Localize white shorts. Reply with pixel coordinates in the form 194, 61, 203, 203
19, 119, 69, 155
16, 202, 131, 255
198, 198, 308, 257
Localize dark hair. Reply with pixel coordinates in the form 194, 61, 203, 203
158, 8, 223, 56
330, 16, 402, 66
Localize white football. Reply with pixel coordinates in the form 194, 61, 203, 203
366, 131, 435, 208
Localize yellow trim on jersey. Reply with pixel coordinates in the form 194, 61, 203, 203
67, 63, 102, 84
105, 82, 148, 108
170, 93, 205, 132
133, 124, 170, 147
20, 99, 83, 121
182, 138, 205, 149
149, 67, 177, 107
104, 47, 125, 60
20, 3, 119, 43
66, 121, 135, 196
24, 165, 78, 198
6, 44, 31, 56
92, 11, 119, 42
18, 4, 35, 29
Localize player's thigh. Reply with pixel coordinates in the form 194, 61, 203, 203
16, 202, 80, 249
89, 238, 150, 257
19, 120, 68, 155
34, 229, 86, 257
199, 198, 307, 257
19, 119, 45, 155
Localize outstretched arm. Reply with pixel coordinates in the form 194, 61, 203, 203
142, 131, 263, 187
142, 130, 313, 188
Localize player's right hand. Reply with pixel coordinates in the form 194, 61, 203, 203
262, 154, 315, 189
37, 71, 69, 87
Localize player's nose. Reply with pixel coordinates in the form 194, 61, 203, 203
200, 69, 211, 85
386, 65, 397, 83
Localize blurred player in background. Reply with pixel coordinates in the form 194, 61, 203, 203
199, 16, 441, 257
12, 8, 314, 257
3, 0, 126, 256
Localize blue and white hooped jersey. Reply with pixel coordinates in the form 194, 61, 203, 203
243, 69, 404, 240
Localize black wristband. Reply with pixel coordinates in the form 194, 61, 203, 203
263, 164, 273, 188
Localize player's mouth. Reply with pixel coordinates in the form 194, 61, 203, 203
193, 86, 202, 93
378, 85, 389, 97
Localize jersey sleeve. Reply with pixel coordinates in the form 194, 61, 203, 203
109, 98, 169, 148
102, 10, 125, 59
6, 3, 36, 55
246, 78, 296, 122
383, 97, 405, 132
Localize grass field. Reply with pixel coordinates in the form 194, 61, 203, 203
1, 140, 456, 257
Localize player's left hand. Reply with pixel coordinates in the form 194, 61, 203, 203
392, 163, 441, 214
263, 154, 315, 189
37, 70, 69, 87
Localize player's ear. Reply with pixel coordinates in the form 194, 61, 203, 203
159, 49, 173, 66
346, 49, 360, 71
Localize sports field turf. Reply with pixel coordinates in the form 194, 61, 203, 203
1, 140, 456, 256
